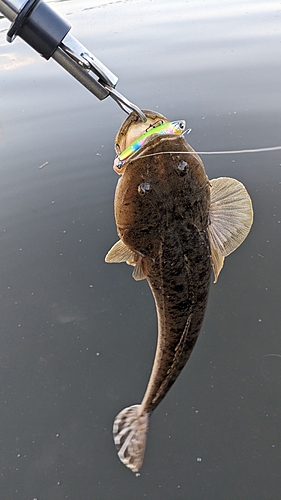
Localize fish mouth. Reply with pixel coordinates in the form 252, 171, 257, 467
113, 111, 186, 172
115, 109, 169, 156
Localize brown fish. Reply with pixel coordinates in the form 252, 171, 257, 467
105, 109, 253, 472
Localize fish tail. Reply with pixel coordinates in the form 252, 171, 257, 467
113, 404, 149, 472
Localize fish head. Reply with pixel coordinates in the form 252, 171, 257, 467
113, 110, 210, 257
114, 109, 170, 157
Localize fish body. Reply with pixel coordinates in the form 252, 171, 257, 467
116, 119, 185, 165
106, 110, 253, 472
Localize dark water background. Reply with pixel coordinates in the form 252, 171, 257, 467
0, 0, 281, 498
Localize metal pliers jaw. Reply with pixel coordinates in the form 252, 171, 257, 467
0, 0, 147, 123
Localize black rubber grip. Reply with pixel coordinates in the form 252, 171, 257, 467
7, 0, 71, 59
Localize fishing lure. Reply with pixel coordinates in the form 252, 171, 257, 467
115, 120, 186, 168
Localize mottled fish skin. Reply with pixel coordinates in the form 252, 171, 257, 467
114, 134, 212, 414
107, 111, 253, 472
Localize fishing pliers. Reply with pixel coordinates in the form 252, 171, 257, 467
0, 0, 147, 122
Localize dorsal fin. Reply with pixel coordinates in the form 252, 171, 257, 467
208, 177, 253, 282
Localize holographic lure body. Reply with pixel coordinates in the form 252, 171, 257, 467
118, 120, 186, 163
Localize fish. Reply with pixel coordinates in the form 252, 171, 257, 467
105, 109, 253, 473
114, 119, 186, 168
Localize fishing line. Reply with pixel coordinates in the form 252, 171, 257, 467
131, 145, 281, 162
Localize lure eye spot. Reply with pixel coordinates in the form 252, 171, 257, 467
138, 182, 151, 195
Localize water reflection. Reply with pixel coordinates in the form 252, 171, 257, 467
0, 52, 34, 70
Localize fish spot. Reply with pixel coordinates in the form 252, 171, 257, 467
177, 160, 188, 175
138, 182, 151, 195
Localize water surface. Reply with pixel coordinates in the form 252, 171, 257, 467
0, 0, 281, 498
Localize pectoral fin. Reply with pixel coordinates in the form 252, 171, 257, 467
208, 177, 253, 283
105, 239, 135, 264
105, 239, 146, 281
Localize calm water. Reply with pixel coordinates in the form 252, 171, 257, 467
0, 0, 281, 498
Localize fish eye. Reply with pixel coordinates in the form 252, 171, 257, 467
176, 160, 188, 176
138, 182, 151, 195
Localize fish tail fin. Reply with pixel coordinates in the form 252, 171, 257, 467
113, 404, 149, 472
